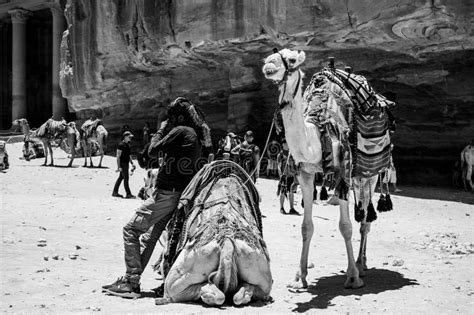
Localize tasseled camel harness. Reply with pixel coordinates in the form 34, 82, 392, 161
275, 56, 396, 222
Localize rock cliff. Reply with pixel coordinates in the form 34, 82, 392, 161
60, 0, 474, 184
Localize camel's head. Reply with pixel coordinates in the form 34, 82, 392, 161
262, 48, 306, 84
12, 118, 28, 127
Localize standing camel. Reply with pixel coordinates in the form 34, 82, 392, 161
262, 49, 394, 289
460, 141, 474, 191
80, 118, 108, 167
13, 118, 79, 167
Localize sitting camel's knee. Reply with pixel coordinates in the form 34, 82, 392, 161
339, 221, 353, 241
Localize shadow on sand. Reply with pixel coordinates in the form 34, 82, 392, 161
388, 186, 474, 205
293, 268, 418, 312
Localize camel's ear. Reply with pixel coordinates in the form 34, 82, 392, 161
297, 51, 306, 65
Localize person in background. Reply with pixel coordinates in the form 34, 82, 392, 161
231, 130, 260, 182
121, 124, 131, 136
143, 122, 151, 146
277, 139, 299, 215
112, 131, 136, 199
384, 156, 402, 193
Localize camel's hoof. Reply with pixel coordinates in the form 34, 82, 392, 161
356, 263, 367, 277
344, 276, 364, 289
287, 279, 308, 291
154, 297, 170, 305
233, 286, 253, 305
200, 284, 225, 306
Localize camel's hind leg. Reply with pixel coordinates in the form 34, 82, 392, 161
42, 140, 49, 166
98, 136, 105, 168
465, 164, 473, 191
354, 175, 379, 276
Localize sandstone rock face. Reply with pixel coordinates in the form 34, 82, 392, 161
60, 0, 474, 184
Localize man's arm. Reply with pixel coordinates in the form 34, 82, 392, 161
116, 149, 122, 172
148, 120, 172, 157
277, 153, 283, 177
129, 154, 135, 170
254, 146, 260, 179
148, 126, 183, 157
230, 144, 241, 155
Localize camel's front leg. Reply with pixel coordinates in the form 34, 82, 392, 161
164, 241, 220, 303
233, 239, 272, 304
355, 175, 378, 276
289, 170, 314, 289
42, 141, 49, 166
339, 199, 364, 289
98, 139, 105, 168
67, 137, 76, 167
81, 141, 87, 167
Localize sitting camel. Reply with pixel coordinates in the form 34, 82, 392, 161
263, 49, 395, 289
159, 160, 272, 306
461, 141, 474, 191
0, 140, 8, 170
13, 118, 79, 167
80, 118, 108, 167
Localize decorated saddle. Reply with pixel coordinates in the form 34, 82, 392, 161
304, 67, 395, 199
162, 160, 266, 279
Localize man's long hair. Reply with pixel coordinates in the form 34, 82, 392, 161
167, 97, 213, 153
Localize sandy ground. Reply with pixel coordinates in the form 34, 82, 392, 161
1, 143, 473, 314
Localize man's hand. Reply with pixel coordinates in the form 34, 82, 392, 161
116, 167, 122, 173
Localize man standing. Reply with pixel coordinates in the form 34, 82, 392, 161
112, 131, 136, 199
104, 98, 211, 298
277, 139, 299, 215
231, 130, 260, 182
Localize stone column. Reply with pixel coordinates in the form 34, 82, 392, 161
8, 9, 31, 121
50, 4, 67, 120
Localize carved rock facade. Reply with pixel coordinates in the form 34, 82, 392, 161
60, 0, 474, 184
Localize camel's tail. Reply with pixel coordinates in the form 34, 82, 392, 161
209, 238, 238, 296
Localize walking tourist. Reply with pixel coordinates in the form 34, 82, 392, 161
112, 131, 136, 198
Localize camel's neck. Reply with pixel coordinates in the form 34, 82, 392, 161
278, 69, 322, 167
278, 69, 305, 114
278, 69, 306, 133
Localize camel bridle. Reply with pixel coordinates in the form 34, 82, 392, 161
270, 49, 301, 109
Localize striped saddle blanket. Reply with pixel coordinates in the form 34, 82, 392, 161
333, 70, 394, 177
305, 69, 394, 178
352, 107, 392, 177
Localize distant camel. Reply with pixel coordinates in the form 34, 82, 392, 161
461, 142, 474, 191
80, 118, 108, 167
13, 118, 79, 167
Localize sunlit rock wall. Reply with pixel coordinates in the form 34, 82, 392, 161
60, 0, 474, 184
